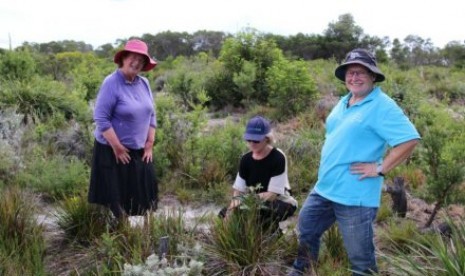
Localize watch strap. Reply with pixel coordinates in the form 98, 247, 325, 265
376, 165, 385, 177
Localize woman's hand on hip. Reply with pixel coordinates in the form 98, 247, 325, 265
350, 162, 378, 179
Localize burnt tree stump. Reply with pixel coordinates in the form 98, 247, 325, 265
385, 176, 407, 218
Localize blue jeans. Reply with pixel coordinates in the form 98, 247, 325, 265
292, 192, 378, 276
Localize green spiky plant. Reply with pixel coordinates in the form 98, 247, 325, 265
377, 219, 421, 254
56, 192, 111, 244
380, 219, 465, 276
0, 186, 45, 275
204, 188, 296, 275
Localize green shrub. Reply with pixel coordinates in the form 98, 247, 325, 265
414, 102, 465, 226
0, 76, 90, 124
165, 54, 217, 109
267, 59, 319, 118
0, 50, 37, 80
16, 154, 89, 200
279, 125, 324, 197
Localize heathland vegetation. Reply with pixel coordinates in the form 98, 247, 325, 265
1, 14, 465, 275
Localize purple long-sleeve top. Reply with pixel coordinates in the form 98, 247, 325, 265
93, 70, 156, 150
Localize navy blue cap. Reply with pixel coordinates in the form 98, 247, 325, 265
243, 116, 271, 141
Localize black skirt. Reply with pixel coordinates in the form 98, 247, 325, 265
88, 140, 158, 216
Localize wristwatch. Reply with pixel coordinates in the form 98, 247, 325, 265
376, 164, 385, 177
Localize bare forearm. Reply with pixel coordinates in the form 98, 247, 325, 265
146, 127, 156, 144
228, 190, 243, 210
351, 139, 419, 179
258, 191, 277, 202
382, 139, 419, 174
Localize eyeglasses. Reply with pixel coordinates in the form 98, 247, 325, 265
246, 140, 262, 144
345, 70, 370, 78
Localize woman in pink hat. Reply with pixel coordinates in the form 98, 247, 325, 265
88, 39, 158, 221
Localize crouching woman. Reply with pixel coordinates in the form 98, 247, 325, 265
219, 116, 297, 232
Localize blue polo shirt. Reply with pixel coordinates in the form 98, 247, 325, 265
314, 87, 420, 207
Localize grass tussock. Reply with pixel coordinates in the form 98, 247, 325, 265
204, 193, 297, 275
0, 186, 45, 275
56, 192, 111, 244
380, 219, 465, 275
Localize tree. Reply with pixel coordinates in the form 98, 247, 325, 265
191, 30, 229, 57
267, 32, 322, 60
322, 13, 364, 60
18, 40, 93, 54
94, 43, 116, 59
390, 38, 410, 69
415, 103, 465, 227
142, 31, 194, 60
394, 35, 443, 67
442, 41, 465, 69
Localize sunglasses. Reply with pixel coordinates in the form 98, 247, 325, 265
246, 140, 262, 144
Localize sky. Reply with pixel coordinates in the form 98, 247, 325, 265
0, 0, 464, 50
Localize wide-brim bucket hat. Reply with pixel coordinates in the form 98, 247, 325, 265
114, 39, 157, 71
335, 48, 385, 82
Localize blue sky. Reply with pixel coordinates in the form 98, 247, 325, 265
0, 0, 463, 49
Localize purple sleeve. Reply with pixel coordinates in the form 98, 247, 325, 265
93, 78, 116, 133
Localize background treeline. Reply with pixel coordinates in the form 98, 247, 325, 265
0, 13, 465, 275
8, 14, 465, 69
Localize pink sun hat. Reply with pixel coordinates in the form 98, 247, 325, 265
113, 39, 157, 71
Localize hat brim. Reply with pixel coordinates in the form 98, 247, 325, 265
243, 133, 266, 141
335, 61, 385, 82
114, 50, 157, 72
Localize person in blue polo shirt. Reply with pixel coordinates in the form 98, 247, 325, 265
219, 116, 297, 232
289, 49, 420, 276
